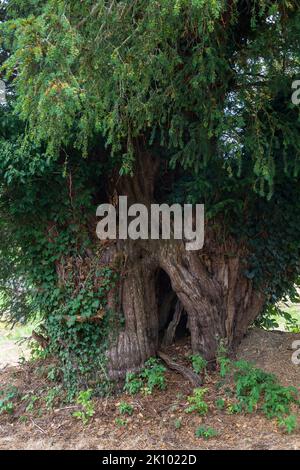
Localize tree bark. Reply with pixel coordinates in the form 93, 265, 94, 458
103, 151, 265, 380
105, 236, 265, 380
162, 300, 183, 348
107, 249, 159, 380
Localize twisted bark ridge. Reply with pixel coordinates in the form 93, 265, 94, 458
104, 153, 265, 381
106, 237, 264, 380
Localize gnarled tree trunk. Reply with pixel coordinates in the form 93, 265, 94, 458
106, 236, 265, 380
107, 244, 159, 379
103, 152, 266, 380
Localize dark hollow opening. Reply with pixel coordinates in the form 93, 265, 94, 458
156, 269, 190, 346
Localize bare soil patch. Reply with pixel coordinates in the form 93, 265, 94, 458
0, 328, 300, 450
0, 330, 28, 369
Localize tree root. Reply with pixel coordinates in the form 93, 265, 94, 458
158, 351, 203, 387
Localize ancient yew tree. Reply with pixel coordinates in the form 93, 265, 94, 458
1, 1, 300, 390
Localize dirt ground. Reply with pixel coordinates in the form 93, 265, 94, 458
0, 328, 300, 450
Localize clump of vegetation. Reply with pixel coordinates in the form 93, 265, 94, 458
217, 356, 300, 433
216, 341, 231, 379
44, 386, 61, 410
124, 358, 167, 395
72, 389, 95, 425
227, 403, 243, 415
190, 354, 207, 375
186, 388, 209, 416
22, 393, 39, 413
124, 373, 144, 396
140, 358, 167, 394
174, 417, 182, 430
215, 398, 226, 410
195, 426, 218, 440
278, 415, 298, 435
0, 386, 19, 415
234, 360, 299, 418
115, 417, 128, 428
118, 401, 134, 416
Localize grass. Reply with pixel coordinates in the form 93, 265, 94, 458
273, 304, 300, 331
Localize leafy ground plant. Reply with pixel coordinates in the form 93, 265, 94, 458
123, 373, 144, 395
0, 386, 19, 415
186, 388, 209, 416
278, 414, 298, 434
118, 401, 134, 416
216, 341, 231, 378
219, 358, 300, 432
44, 386, 61, 410
195, 426, 218, 440
115, 417, 127, 427
72, 389, 95, 425
140, 358, 167, 394
22, 393, 39, 413
215, 398, 225, 410
174, 417, 182, 430
124, 357, 167, 395
190, 354, 207, 375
